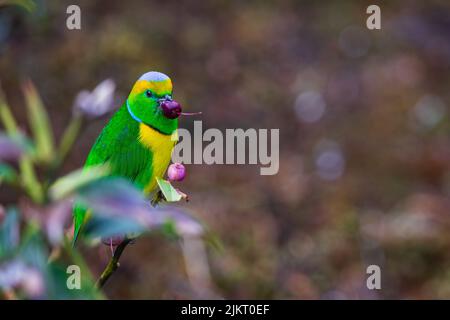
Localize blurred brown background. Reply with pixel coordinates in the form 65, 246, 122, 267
1, 0, 450, 299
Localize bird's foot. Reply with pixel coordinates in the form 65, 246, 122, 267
151, 190, 165, 206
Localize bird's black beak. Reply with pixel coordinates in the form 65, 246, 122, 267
160, 95, 172, 102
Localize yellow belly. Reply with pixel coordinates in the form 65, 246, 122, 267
138, 123, 178, 194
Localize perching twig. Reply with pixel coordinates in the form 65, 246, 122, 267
95, 193, 163, 289
95, 238, 132, 289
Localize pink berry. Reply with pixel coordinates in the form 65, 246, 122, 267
167, 163, 186, 181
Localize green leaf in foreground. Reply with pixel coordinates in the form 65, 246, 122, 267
22, 80, 54, 163
19, 156, 44, 203
0, 207, 20, 259
0, 94, 19, 135
75, 178, 202, 238
49, 165, 110, 201
83, 215, 146, 240
0, 163, 17, 185
156, 177, 182, 202
0, 0, 37, 12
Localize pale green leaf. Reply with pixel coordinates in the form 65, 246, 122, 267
0, 96, 18, 135
22, 80, 54, 163
19, 156, 44, 203
49, 165, 110, 201
156, 177, 182, 202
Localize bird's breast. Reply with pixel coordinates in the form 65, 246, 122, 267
138, 123, 178, 193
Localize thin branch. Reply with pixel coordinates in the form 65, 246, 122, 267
95, 238, 132, 289
95, 192, 164, 289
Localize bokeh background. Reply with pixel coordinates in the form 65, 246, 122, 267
1, 0, 450, 299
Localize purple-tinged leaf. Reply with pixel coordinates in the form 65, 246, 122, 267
48, 164, 110, 200
0, 207, 19, 258
45, 200, 73, 246
76, 178, 203, 238
0, 134, 23, 161
0, 260, 45, 298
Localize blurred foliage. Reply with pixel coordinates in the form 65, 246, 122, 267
0, 0, 450, 299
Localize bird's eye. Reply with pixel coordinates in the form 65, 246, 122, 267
145, 90, 153, 98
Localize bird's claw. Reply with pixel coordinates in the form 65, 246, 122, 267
151, 190, 165, 206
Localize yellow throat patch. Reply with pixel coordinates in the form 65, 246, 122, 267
138, 123, 178, 193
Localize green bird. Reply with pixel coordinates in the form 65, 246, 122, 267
73, 71, 184, 244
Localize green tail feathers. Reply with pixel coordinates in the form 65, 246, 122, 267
72, 204, 88, 246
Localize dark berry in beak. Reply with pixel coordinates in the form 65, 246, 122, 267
160, 100, 182, 119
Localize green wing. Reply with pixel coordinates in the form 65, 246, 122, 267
73, 105, 154, 244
